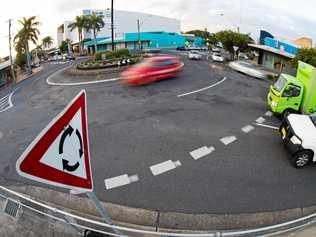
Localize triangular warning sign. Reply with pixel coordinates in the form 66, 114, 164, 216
16, 90, 93, 191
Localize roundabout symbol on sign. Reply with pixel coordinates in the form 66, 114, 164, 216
59, 125, 83, 172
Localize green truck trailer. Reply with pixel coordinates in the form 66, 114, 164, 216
268, 61, 316, 115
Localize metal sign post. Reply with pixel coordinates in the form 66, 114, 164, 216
86, 191, 123, 236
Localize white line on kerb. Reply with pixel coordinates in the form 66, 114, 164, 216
254, 123, 279, 130
241, 125, 255, 133
177, 77, 227, 97
150, 160, 181, 176
265, 111, 273, 117
190, 146, 215, 160
255, 117, 266, 124
220, 136, 237, 145
104, 174, 139, 190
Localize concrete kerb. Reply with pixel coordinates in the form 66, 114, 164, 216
5, 185, 316, 232
46, 65, 121, 86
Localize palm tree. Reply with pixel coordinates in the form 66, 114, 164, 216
86, 13, 105, 53
14, 16, 40, 73
42, 36, 54, 49
68, 15, 89, 55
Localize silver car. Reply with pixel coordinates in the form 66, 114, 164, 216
188, 51, 202, 60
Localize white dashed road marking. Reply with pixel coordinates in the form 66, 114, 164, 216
254, 123, 279, 130
220, 136, 237, 145
150, 160, 181, 176
265, 111, 273, 117
177, 77, 227, 97
241, 125, 255, 133
255, 117, 266, 124
190, 146, 215, 160
104, 174, 139, 190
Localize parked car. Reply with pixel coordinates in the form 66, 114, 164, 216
188, 51, 202, 60
211, 47, 221, 53
211, 53, 225, 62
176, 46, 187, 51
280, 113, 316, 168
121, 56, 184, 86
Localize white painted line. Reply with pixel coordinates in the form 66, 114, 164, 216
0, 89, 16, 113
220, 136, 237, 146
104, 174, 139, 190
190, 146, 215, 160
265, 111, 273, 117
255, 117, 266, 124
177, 77, 227, 97
0, 131, 3, 140
47, 76, 121, 86
241, 125, 255, 133
150, 160, 181, 176
254, 123, 279, 130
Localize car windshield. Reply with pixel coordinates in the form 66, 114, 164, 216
310, 114, 316, 126
273, 76, 287, 92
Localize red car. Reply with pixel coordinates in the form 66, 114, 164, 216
121, 56, 183, 86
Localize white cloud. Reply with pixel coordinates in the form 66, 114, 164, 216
1, 0, 316, 57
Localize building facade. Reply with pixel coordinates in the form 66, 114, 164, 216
57, 9, 181, 47
84, 32, 203, 52
293, 37, 313, 48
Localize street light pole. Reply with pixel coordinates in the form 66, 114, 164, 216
8, 19, 16, 83
110, 0, 114, 51
137, 19, 140, 50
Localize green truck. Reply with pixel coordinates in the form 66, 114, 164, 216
268, 61, 316, 115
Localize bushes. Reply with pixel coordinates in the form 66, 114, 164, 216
15, 53, 27, 68
95, 48, 131, 60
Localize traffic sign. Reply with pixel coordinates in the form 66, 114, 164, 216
16, 90, 93, 191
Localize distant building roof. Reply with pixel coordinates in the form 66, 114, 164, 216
248, 43, 296, 59
293, 37, 313, 48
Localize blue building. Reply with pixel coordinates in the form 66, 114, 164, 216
249, 32, 299, 73
84, 31, 204, 53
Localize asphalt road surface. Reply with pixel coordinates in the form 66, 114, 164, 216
1, 52, 316, 215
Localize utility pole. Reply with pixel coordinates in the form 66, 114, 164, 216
8, 19, 16, 83
137, 19, 141, 51
110, 0, 115, 51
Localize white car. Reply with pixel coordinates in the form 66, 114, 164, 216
188, 51, 202, 60
211, 53, 225, 62
280, 113, 316, 168
229, 61, 267, 79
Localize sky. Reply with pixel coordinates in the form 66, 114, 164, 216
1, 0, 316, 58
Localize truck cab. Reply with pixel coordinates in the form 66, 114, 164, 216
268, 61, 316, 116
268, 74, 303, 115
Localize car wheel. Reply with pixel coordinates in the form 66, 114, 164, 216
291, 150, 313, 168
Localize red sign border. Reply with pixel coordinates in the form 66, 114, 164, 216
16, 90, 93, 192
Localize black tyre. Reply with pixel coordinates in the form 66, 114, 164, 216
282, 109, 296, 119
291, 150, 313, 168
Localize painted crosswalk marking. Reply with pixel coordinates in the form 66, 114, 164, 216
255, 117, 266, 124
265, 111, 273, 117
241, 125, 255, 133
150, 160, 181, 176
190, 146, 215, 160
220, 136, 237, 145
104, 174, 139, 190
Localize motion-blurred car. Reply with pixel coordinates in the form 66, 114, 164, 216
188, 51, 202, 60
228, 60, 268, 79
121, 56, 184, 86
211, 53, 225, 62
176, 46, 187, 51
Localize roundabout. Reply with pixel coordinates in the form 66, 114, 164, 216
2, 50, 316, 229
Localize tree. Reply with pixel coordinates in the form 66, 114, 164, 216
14, 16, 40, 72
185, 29, 210, 39
41, 36, 54, 49
292, 48, 316, 68
86, 13, 105, 53
68, 15, 89, 55
59, 39, 71, 54
215, 30, 254, 59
